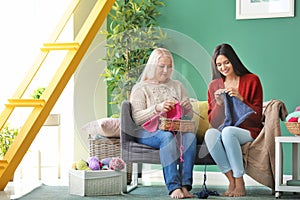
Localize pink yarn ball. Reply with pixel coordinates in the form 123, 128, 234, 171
109, 157, 125, 171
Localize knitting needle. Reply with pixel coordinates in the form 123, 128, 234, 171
192, 110, 205, 120
171, 96, 205, 120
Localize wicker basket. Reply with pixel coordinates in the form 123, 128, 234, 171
89, 137, 132, 184
69, 169, 125, 196
158, 117, 196, 133
285, 122, 300, 136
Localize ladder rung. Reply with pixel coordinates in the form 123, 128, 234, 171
41, 42, 80, 51
5, 99, 45, 107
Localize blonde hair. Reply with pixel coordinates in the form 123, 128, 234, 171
139, 48, 174, 82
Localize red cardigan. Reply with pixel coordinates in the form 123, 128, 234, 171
207, 73, 263, 139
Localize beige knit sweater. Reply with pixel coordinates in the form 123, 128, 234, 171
130, 79, 191, 125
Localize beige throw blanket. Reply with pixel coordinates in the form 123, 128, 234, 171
242, 99, 288, 190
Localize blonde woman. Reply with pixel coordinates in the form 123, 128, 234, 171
130, 48, 196, 199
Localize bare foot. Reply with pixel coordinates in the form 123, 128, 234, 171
223, 170, 235, 196
222, 182, 235, 196
230, 185, 246, 197
170, 188, 184, 199
181, 187, 193, 198
230, 176, 246, 197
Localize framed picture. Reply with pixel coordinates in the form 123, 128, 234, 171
236, 0, 294, 20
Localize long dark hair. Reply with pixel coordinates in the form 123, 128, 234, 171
211, 43, 251, 80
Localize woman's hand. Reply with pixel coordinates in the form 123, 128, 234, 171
225, 87, 244, 101
180, 99, 192, 114
214, 89, 226, 105
155, 100, 176, 112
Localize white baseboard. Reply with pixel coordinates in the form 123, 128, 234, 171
141, 169, 292, 187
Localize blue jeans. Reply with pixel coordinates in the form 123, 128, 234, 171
136, 129, 197, 194
204, 126, 253, 178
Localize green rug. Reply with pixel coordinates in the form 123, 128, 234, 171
13, 184, 299, 200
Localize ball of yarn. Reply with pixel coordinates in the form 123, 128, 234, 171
109, 157, 125, 171
75, 159, 91, 170
288, 117, 299, 122
87, 157, 100, 170
101, 157, 112, 166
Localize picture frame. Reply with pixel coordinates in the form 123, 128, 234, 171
236, 0, 294, 20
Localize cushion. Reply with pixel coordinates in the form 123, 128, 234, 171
81, 118, 120, 138
191, 100, 209, 143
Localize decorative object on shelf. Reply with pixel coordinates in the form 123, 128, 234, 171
284, 104, 300, 136
285, 122, 300, 136
236, 0, 294, 20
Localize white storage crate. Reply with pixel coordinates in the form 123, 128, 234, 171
69, 169, 126, 196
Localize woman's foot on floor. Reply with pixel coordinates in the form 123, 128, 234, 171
170, 188, 184, 199
229, 186, 246, 197
181, 187, 193, 198
222, 183, 235, 196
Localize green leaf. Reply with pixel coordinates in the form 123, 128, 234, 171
0, 124, 19, 158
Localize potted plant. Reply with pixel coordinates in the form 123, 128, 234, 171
0, 124, 19, 159
0, 87, 45, 159
101, 0, 167, 117
31, 87, 46, 99
31, 87, 60, 126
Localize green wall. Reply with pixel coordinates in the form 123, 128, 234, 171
157, 0, 299, 174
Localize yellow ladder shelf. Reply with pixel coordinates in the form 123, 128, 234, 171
0, 0, 115, 190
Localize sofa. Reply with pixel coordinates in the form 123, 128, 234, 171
120, 99, 288, 191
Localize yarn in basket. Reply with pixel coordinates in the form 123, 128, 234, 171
109, 157, 125, 171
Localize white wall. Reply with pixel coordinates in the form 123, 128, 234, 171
73, 0, 108, 161
0, 0, 75, 181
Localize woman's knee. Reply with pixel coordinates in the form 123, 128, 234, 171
221, 127, 235, 138
159, 131, 176, 146
160, 131, 174, 140
182, 132, 197, 151
184, 132, 197, 143
222, 126, 253, 145
204, 128, 220, 142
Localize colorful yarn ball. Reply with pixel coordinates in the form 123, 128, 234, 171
75, 159, 91, 170
87, 157, 100, 170
288, 117, 299, 122
101, 157, 112, 166
109, 157, 125, 171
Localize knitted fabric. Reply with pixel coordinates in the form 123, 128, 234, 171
130, 79, 190, 125
218, 93, 254, 131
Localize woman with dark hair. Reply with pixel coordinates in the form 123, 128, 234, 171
204, 43, 263, 197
